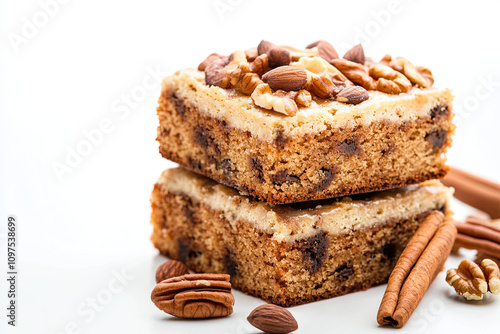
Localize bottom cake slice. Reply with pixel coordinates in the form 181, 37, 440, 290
150, 168, 453, 307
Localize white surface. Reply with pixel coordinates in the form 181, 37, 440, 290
0, 0, 499, 333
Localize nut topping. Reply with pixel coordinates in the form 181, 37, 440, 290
396, 57, 433, 88
155, 260, 189, 283
267, 47, 292, 68
251, 84, 298, 116
257, 40, 275, 55
369, 63, 412, 94
307, 40, 339, 61
292, 56, 349, 82
343, 44, 365, 64
304, 72, 342, 99
336, 86, 369, 104
245, 48, 258, 62
205, 59, 231, 88
330, 58, 375, 90
198, 40, 437, 115
249, 54, 269, 77
446, 260, 488, 300
293, 89, 312, 107
229, 68, 263, 95
151, 273, 234, 318
247, 304, 298, 334
198, 53, 228, 71
262, 66, 307, 91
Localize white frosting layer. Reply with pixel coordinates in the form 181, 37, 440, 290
157, 168, 453, 243
162, 69, 453, 143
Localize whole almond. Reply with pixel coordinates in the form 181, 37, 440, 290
247, 304, 298, 334
343, 44, 365, 64
262, 66, 307, 91
258, 40, 276, 55
267, 47, 292, 68
155, 260, 189, 283
307, 40, 339, 61
336, 86, 369, 105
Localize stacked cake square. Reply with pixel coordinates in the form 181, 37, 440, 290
150, 40, 454, 306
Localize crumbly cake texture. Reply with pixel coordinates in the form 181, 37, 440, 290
157, 68, 454, 204
150, 168, 453, 307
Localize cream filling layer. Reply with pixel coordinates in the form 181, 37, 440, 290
157, 168, 453, 243
162, 69, 453, 143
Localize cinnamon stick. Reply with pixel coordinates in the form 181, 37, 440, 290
441, 167, 500, 218
454, 221, 500, 243
454, 234, 500, 259
377, 211, 457, 328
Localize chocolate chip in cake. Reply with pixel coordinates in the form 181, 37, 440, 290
180, 195, 196, 224
429, 104, 450, 120
217, 159, 237, 176
426, 128, 448, 149
193, 125, 211, 151
336, 138, 362, 155
178, 239, 201, 263
273, 128, 288, 149
269, 170, 300, 186
335, 264, 354, 282
224, 253, 239, 277
168, 91, 187, 118
381, 142, 396, 156
295, 231, 329, 274
312, 168, 335, 192
382, 241, 397, 263
187, 157, 203, 173
249, 156, 265, 183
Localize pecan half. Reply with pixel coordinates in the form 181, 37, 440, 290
369, 63, 412, 94
229, 68, 263, 95
151, 274, 234, 318
198, 53, 228, 71
396, 57, 433, 88
305, 72, 343, 99
205, 59, 231, 88
330, 58, 375, 90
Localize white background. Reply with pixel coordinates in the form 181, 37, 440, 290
1, 0, 499, 333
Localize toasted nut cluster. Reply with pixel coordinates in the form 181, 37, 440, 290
446, 259, 500, 300
151, 273, 234, 318
155, 260, 189, 283
198, 40, 436, 115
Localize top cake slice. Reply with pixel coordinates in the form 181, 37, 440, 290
157, 40, 454, 204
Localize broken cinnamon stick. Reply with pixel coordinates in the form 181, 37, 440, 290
377, 211, 457, 328
441, 167, 500, 218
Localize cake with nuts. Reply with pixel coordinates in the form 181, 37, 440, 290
150, 168, 453, 306
157, 40, 455, 204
